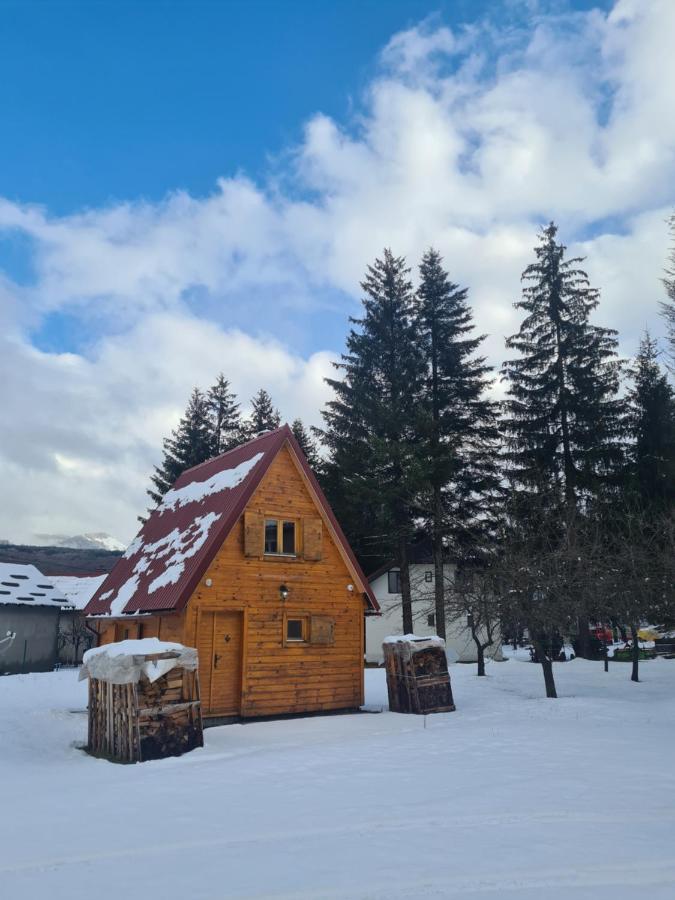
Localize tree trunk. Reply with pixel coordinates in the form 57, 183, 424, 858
399, 537, 414, 635
576, 616, 592, 659
432, 490, 446, 639
476, 643, 485, 676
630, 623, 640, 683
532, 635, 557, 698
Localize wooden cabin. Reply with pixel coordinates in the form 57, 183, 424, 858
85, 425, 379, 719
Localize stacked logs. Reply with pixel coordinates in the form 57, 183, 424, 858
383, 636, 455, 715
87, 651, 203, 763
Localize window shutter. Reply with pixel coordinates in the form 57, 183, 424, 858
244, 511, 264, 557
303, 517, 323, 560
310, 615, 334, 646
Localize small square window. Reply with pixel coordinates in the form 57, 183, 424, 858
427, 614, 435, 627
265, 519, 278, 554
286, 618, 306, 642
424, 571, 433, 583
388, 569, 401, 594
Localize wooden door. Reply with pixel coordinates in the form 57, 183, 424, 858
196, 611, 243, 715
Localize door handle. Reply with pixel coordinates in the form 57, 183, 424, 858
224, 634, 231, 643
214, 653, 221, 668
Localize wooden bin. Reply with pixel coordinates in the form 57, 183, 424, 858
85, 649, 204, 763
383, 636, 455, 714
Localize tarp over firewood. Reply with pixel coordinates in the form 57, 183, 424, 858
80, 638, 198, 685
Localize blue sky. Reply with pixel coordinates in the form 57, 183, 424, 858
0, 0, 672, 543
1, 0, 609, 212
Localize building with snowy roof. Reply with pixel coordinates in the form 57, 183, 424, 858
0, 562, 72, 674
85, 425, 379, 720
49, 574, 107, 665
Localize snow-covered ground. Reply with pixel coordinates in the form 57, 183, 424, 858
1, 657, 675, 899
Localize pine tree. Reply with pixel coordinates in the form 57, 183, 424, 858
502, 222, 623, 508
244, 389, 281, 438
626, 332, 675, 511
661, 213, 675, 369
319, 249, 425, 632
147, 388, 214, 509
206, 374, 242, 454
291, 419, 319, 469
415, 248, 502, 639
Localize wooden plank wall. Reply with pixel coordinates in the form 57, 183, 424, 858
91, 444, 366, 718
184, 444, 365, 717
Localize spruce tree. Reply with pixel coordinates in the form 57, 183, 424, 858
291, 418, 319, 469
319, 249, 425, 632
415, 248, 501, 639
147, 388, 214, 508
626, 332, 675, 511
206, 374, 242, 454
502, 222, 623, 508
661, 213, 675, 369
501, 223, 623, 659
244, 389, 281, 438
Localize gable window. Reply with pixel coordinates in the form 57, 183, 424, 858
427, 613, 435, 627
264, 518, 297, 556
424, 571, 433, 583
387, 569, 401, 594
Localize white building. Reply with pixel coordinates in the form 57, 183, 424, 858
366, 560, 503, 665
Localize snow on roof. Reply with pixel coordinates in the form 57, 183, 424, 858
159, 453, 264, 513
48, 574, 107, 611
85, 431, 286, 617
85, 425, 379, 618
0, 562, 71, 609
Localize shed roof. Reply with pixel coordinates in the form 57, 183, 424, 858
49, 574, 107, 611
85, 425, 378, 617
0, 562, 71, 608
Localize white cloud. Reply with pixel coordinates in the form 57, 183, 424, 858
0, 312, 335, 543
1, 0, 674, 543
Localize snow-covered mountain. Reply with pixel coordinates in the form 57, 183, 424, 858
31, 532, 126, 552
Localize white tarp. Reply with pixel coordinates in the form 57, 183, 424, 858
79, 638, 198, 685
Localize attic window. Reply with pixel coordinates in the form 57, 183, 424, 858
264, 519, 297, 556
387, 570, 401, 594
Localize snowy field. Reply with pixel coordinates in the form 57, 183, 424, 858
1, 658, 675, 900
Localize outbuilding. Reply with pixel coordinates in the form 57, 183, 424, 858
0, 563, 71, 674
85, 425, 380, 720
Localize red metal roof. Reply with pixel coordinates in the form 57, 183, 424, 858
85, 425, 378, 618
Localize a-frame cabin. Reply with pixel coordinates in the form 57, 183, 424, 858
85, 425, 379, 719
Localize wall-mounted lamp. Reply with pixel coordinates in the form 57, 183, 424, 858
279, 584, 289, 601
205, 578, 213, 587
347, 584, 354, 592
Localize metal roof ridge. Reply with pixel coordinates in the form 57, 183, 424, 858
178, 425, 289, 478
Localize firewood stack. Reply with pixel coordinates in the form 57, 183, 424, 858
82, 641, 204, 763
383, 635, 455, 715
